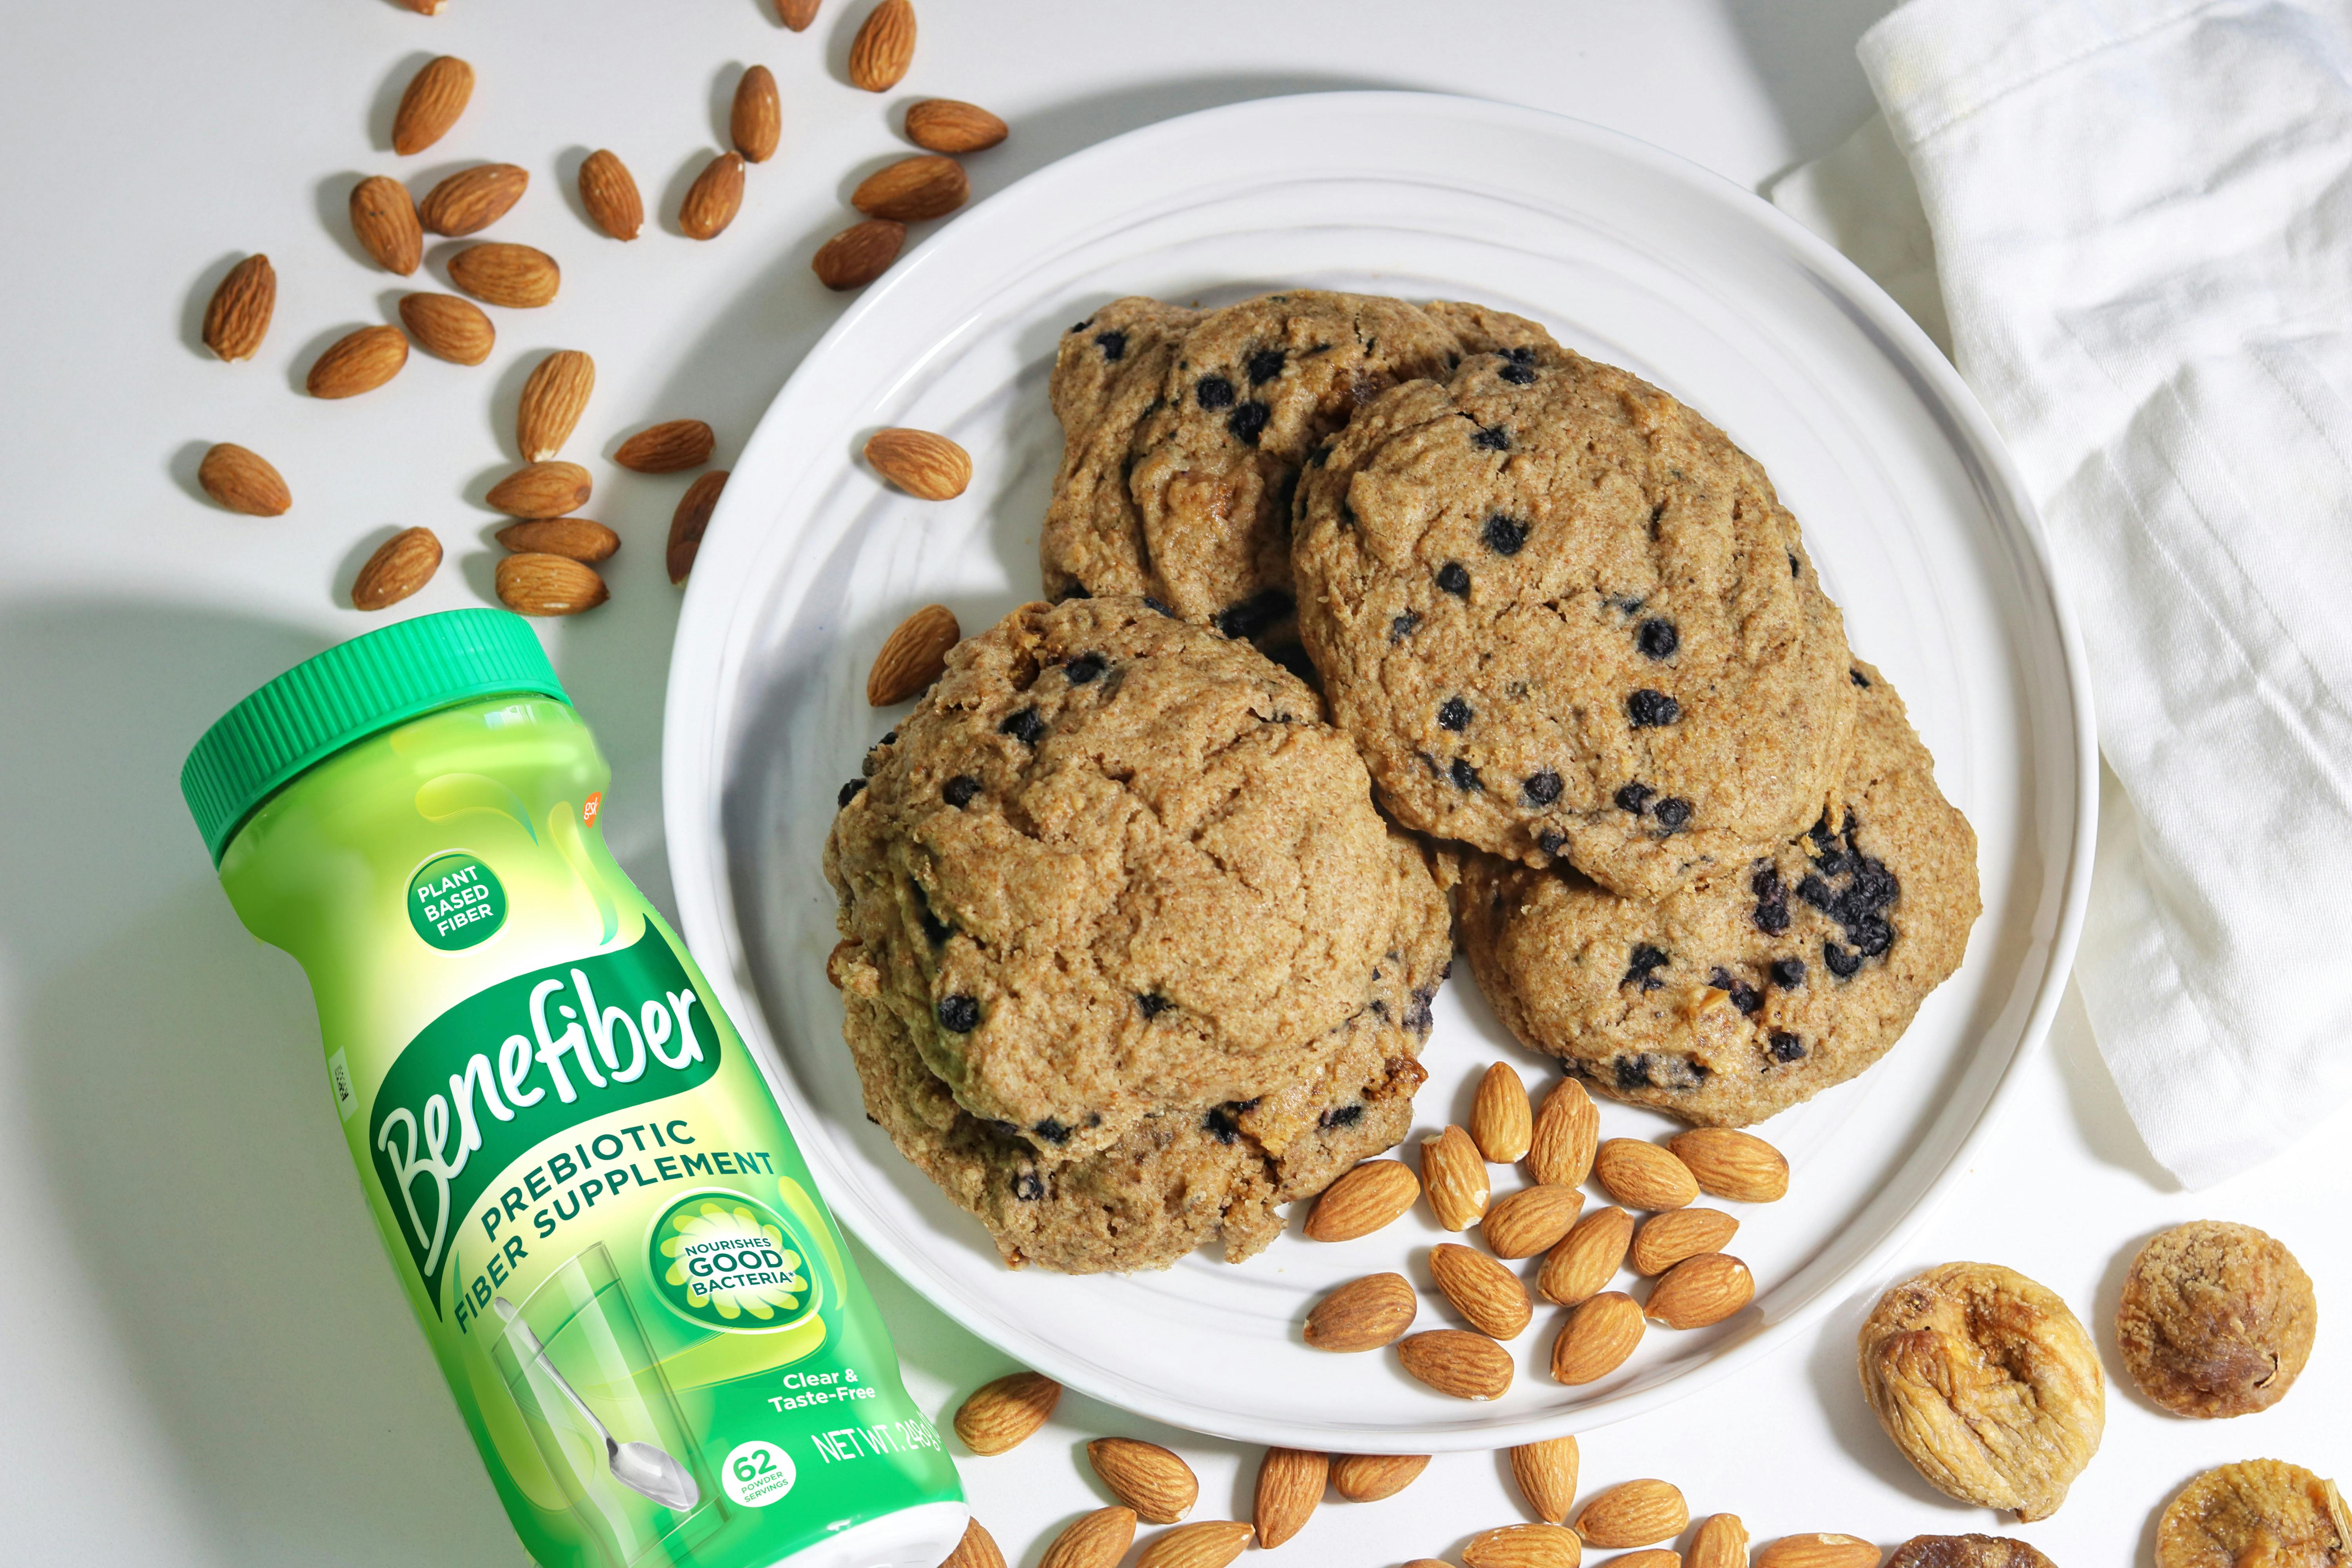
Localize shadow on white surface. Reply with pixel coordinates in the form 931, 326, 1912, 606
2049, 979, 2178, 1192
1718, 0, 1904, 179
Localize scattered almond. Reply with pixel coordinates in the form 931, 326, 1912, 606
494, 518, 617, 563
867, 603, 960, 704
615, 419, 717, 473
397, 292, 495, 364
1612, 1552, 1681, 1568
775, 0, 821, 30
667, 468, 728, 582
197, 443, 290, 515
392, 55, 474, 156
853, 154, 968, 222
732, 65, 782, 162
952, 1369, 1060, 1455
1303, 1159, 1419, 1242
682, 151, 747, 240
941, 1517, 1007, 1568
516, 349, 595, 461
1687, 1515, 1750, 1568
906, 98, 1008, 153
578, 149, 644, 240
201, 253, 276, 361
1254, 1448, 1327, 1549
1430, 1243, 1533, 1340
1420, 1124, 1489, 1231
864, 426, 971, 499
1471, 1062, 1534, 1162
1644, 1252, 1754, 1330
1304, 1272, 1416, 1352
486, 461, 592, 518
398, 0, 445, 13
351, 527, 441, 611
1754, 1536, 1882, 1568
1668, 1128, 1789, 1203
1330, 1453, 1428, 1503
1510, 1436, 1580, 1524
1038, 1506, 1136, 1568
307, 325, 409, 399
1575, 1480, 1688, 1549
1485, 1184, 1585, 1260
420, 162, 528, 236
1631, 1209, 1740, 1276
1526, 1078, 1600, 1187
812, 218, 906, 289
1594, 1140, 1699, 1211
1396, 1329, 1513, 1401
495, 553, 608, 617
1136, 1521, 1253, 1568
1087, 1437, 1196, 1525
1539, 1206, 1635, 1307
848, 0, 916, 91
1464, 1523, 1585, 1568
448, 242, 560, 307
1550, 1290, 1644, 1385
350, 176, 424, 274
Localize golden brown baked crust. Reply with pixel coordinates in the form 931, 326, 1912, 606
2118, 1221, 2316, 1418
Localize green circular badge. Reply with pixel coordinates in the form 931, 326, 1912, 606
406, 851, 507, 951
648, 1191, 822, 1333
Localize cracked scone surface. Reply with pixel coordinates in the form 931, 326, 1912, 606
824, 595, 1442, 1165
1453, 663, 1976, 1126
2156, 1461, 2352, 1568
2118, 1220, 2316, 1418
1293, 342, 1857, 899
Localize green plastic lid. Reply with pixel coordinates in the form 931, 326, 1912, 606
180, 608, 570, 864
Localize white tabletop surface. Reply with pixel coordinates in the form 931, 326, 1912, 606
0, 2, 2341, 1564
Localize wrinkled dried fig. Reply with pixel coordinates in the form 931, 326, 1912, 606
2155, 1460, 2351, 1568
1887, 1537, 2056, 1568
2118, 1220, 2316, 1418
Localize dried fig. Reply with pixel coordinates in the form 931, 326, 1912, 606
2155, 1460, 2351, 1568
2117, 1220, 2316, 1418
1887, 1537, 2056, 1568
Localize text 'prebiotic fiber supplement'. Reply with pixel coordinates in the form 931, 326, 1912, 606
181, 609, 965, 1568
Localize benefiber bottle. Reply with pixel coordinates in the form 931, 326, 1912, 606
181, 609, 966, 1568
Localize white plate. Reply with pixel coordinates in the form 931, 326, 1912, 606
662, 93, 2094, 1452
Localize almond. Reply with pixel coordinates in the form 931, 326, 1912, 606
812, 218, 905, 289
1420, 1125, 1490, 1231
1253, 1448, 1326, 1548
1594, 1140, 1699, 1211
1484, 1185, 1585, 1261
420, 162, 528, 236
941, 1517, 1007, 1568
486, 461, 592, 518
448, 242, 560, 308
732, 65, 782, 162
1329, 1452, 1428, 1502
1668, 1128, 1789, 1203
1753, 1536, 1882, 1568
667, 468, 728, 582
865, 427, 971, 499
1539, 1206, 1635, 1307
1550, 1290, 1644, 1385
201, 253, 276, 361
775, 0, 821, 30
1303, 1272, 1416, 1352
681, 151, 746, 240
1304, 1158, 1419, 1242
1086, 1438, 1196, 1525
578, 149, 644, 240
349, 176, 423, 274
848, 0, 915, 91
396, 292, 494, 364
307, 325, 408, 399
1430, 1242, 1532, 1340
615, 419, 716, 473
399, 0, 445, 12
1611, 1553, 1681, 1568
1509, 1436, 1580, 1524
906, 98, 1007, 153
1464, 1523, 1584, 1568
1396, 1329, 1513, 1401
1575, 1480, 1688, 1548
1471, 1062, 1534, 1163
1526, 1078, 1599, 1188
1643, 1252, 1753, 1330
1687, 1515, 1751, 1568
496, 553, 608, 617
853, 154, 968, 222
1039, 1506, 1136, 1568
1136, 1521, 1254, 1568
867, 603, 959, 705
197, 443, 290, 515
1631, 1209, 1740, 1277
516, 349, 594, 461
494, 518, 617, 563
351, 527, 441, 611
392, 55, 473, 156
952, 1369, 1059, 1455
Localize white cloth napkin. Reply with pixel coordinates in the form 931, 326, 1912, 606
1777, 0, 2352, 1188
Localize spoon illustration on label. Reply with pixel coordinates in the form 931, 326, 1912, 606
494, 1296, 701, 1512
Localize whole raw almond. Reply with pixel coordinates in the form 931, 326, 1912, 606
1039, 1506, 1136, 1568
578, 149, 644, 240
496, 552, 608, 616
420, 162, 528, 236
1631, 1209, 1740, 1277
812, 218, 905, 289
906, 98, 1007, 153
1464, 1523, 1584, 1568
1421, 1124, 1490, 1231
307, 325, 408, 398
352, 527, 441, 610
1575, 1479, 1688, 1548
197, 443, 290, 515
680, 151, 746, 240
516, 349, 594, 461
448, 242, 559, 308
732, 65, 782, 162
775, 0, 821, 29
848, 0, 915, 91
1396, 1329, 1513, 1401
1594, 1140, 1699, 1211
1472, 1062, 1534, 1163
1087, 1437, 1196, 1524
952, 1369, 1059, 1455
392, 55, 473, 156
941, 1517, 1006, 1568
1304, 1272, 1416, 1352
398, 292, 495, 364
1136, 1521, 1254, 1568
1539, 1205, 1635, 1307
1668, 1128, 1789, 1203
1612, 1553, 1681, 1568
1688, 1515, 1751, 1568
867, 603, 959, 705
1304, 1159, 1419, 1242
852, 154, 967, 222
1644, 1252, 1754, 1330
667, 468, 728, 582
349, 176, 423, 274
1484, 1185, 1585, 1260
486, 461, 591, 519
1254, 1448, 1326, 1548
201, 253, 276, 360
494, 518, 617, 563
1510, 1436, 1579, 1524
1754, 1536, 1882, 1568
615, 418, 716, 473
1550, 1290, 1644, 1385
1526, 1078, 1599, 1187
399, 0, 444, 12
865, 426, 971, 499
1430, 1242, 1533, 1340
1330, 1452, 1428, 1502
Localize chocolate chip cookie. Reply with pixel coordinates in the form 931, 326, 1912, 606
2118, 1221, 2317, 1418
2156, 1461, 2351, 1568
1452, 662, 1975, 1126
